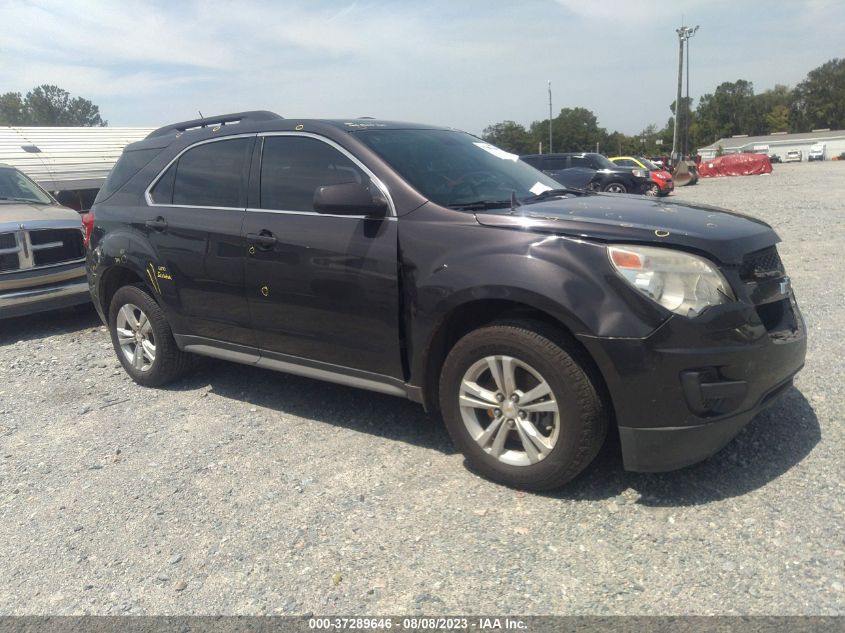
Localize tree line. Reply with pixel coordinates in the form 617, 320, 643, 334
483, 58, 845, 156
0, 85, 106, 126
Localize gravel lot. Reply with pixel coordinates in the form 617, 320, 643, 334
1, 161, 843, 616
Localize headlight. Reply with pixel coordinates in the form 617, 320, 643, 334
632, 169, 648, 178
607, 245, 735, 317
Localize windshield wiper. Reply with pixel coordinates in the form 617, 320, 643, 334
446, 200, 514, 211
0, 196, 49, 204
521, 187, 589, 204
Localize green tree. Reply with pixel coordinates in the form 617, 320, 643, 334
765, 104, 790, 133
0, 92, 25, 124
753, 84, 792, 134
481, 120, 534, 154
0, 85, 106, 126
529, 107, 607, 153
695, 80, 758, 141
790, 58, 845, 131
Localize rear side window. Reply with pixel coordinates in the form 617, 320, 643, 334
543, 157, 568, 171
95, 147, 162, 203
169, 138, 252, 208
260, 136, 367, 212
149, 163, 176, 204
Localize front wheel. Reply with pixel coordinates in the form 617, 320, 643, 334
603, 182, 627, 194
645, 183, 660, 196
439, 322, 608, 490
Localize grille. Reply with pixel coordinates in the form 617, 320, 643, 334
737, 246, 784, 281
29, 229, 85, 267
0, 232, 19, 272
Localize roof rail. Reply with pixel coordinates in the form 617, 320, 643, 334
146, 110, 282, 139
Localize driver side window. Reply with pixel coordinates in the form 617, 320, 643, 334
260, 136, 368, 212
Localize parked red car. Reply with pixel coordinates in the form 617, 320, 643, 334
609, 156, 674, 196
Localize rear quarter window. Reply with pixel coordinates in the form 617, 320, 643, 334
95, 147, 162, 204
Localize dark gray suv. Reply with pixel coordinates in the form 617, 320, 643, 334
85, 111, 806, 490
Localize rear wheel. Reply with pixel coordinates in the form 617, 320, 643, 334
603, 182, 627, 194
108, 284, 191, 387
439, 322, 608, 490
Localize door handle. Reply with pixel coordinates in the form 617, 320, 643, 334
145, 217, 168, 231
247, 231, 278, 248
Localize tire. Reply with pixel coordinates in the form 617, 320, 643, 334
438, 321, 608, 490
645, 183, 660, 196
603, 182, 627, 194
108, 284, 191, 387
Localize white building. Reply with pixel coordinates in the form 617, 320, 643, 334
0, 126, 153, 209
697, 129, 845, 161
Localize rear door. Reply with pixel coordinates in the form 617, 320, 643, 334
144, 135, 256, 346
242, 133, 403, 379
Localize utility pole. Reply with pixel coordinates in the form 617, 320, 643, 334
548, 80, 553, 154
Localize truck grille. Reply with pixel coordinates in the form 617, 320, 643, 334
0, 228, 84, 273
0, 232, 18, 272
30, 229, 85, 267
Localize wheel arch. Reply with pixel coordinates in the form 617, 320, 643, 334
92, 230, 165, 316
98, 265, 153, 314
418, 297, 613, 422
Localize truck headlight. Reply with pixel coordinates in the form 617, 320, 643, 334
607, 245, 735, 317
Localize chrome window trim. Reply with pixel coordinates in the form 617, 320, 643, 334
255, 131, 396, 218
144, 133, 257, 209
144, 131, 397, 217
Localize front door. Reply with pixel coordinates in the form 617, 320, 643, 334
242, 133, 403, 379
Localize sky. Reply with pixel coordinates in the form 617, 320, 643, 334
1, 0, 843, 136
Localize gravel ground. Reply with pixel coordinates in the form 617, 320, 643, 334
0, 161, 843, 616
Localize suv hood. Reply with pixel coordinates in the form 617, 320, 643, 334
474, 195, 778, 264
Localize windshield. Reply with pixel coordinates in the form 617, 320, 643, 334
637, 157, 660, 171
588, 154, 618, 170
355, 129, 563, 208
0, 167, 52, 204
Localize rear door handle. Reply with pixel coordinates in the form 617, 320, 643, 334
144, 217, 168, 231
247, 231, 278, 248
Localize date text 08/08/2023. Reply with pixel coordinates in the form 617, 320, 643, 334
307, 617, 527, 630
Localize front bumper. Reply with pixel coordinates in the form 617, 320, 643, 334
578, 292, 806, 472
0, 271, 90, 319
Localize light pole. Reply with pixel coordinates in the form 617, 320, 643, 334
685, 25, 699, 158
671, 24, 698, 166
548, 80, 553, 154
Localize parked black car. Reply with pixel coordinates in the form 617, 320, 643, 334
86, 112, 806, 490
521, 152, 652, 194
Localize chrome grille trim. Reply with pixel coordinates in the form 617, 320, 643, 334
0, 228, 85, 274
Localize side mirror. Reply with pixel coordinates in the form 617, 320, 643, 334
313, 182, 388, 218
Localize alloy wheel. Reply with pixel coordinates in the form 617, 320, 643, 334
115, 303, 156, 372
458, 355, 560, 466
